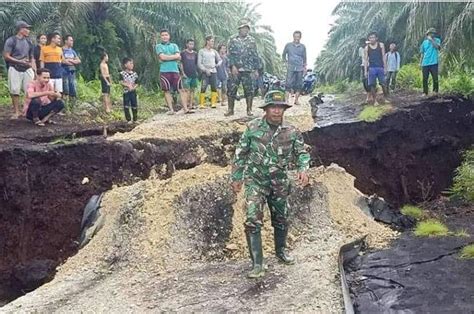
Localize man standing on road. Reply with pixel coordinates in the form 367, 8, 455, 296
180, 39, 199, 110
226, 19, 261, 117
420, 28, 441, 96
282, 31, 307, 106
230, 90, 310, 278
156, 29, 190, 114
40, 32, 64, 93
62, 34, 81, 107
2, 21, 36, 119
197, 35, 222, 109
364, 31, 388, 104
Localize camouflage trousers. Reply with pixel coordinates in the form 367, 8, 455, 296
243, 173, 291, 233
227, 71, 254, 99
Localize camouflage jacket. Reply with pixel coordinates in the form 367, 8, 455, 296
231, 117, 310, 182
227, 34, 261, 72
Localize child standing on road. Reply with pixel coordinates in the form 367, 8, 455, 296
100, 52, 112, 113
119, 58, 139, 123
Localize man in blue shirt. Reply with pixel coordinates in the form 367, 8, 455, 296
282, 31, 307, 105
62, 35, 81, 106
156, 29, 190, 115
420, 28, 441, 96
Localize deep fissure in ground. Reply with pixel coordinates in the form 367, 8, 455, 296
0, 96, 472, 304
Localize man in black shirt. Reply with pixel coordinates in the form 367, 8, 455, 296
363, 31, 388, 105
180, 39, 199, 109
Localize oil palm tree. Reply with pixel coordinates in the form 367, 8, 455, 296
315, 1, 474, 83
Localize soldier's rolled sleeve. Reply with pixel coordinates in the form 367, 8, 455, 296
231, 126, 251, 181
293, 131, 310, 172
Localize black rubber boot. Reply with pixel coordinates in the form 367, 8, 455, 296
246, 231, 265, 278
124, 107, 131, 122
132, 108, 138, 122
224, 98, 235, 116
274, 228, 295, 265
245, 96, 254, 117
382, 85, 389, 97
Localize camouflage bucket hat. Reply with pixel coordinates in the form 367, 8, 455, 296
238, 18, 251, 29
259, 90, 291, 109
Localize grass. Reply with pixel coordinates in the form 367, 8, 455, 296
317, 79, 362, 95
414, 219, 449, 237
400, 205, 424, 220
453, 229, 470, 238
449, 149, 474, 202
358, 104, 392, 122
459, 244, 474, 259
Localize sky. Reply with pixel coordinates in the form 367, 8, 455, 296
256, 0, 338, 67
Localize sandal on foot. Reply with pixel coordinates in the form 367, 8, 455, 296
35, 120, 46, 127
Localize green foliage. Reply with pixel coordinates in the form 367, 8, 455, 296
358, 105, 392, 122
459, 244, 474, 259
400, 205, 424, 220
397, 63, 423, 90
315, 2, 474, 83
414, 219, 449, 237
453, 229, 470, 238
449, 149, 474, 202
0, 79, 10, 106
317, 79, 362, 95
49, 136, 83, 145
440, 71, 474, 98
0, 2, 283, 88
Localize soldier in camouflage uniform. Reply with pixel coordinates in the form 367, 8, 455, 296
225, 18, 262, 117
230, 90, 310, 278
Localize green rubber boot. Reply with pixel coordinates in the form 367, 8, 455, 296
245, 96, 254, 116
246, 231, 265, 278
224, 98, 235, 116
274, 228, 295, 265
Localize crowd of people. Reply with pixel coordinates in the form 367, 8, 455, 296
2, 18, 442, 127
358, 28, 441, 105
2, 19, 313, 127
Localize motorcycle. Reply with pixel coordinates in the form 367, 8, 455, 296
302, 70, 317, 95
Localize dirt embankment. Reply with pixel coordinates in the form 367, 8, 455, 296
0, 104, 314, 304
2, 163, 396, 312
307, 96, 474, 206
1, 95, 472, 311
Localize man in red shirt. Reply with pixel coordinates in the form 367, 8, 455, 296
23, 68, 64, 126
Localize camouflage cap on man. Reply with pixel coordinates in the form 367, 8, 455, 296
426, 27, 437, 35
238, 18, 251, 29
259, 90, 292, 109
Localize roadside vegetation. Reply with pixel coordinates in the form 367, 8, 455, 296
449, 149, 474, 202
400, 205, 425, 220
414, 219, 449, 237
459, 244, 474, 260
